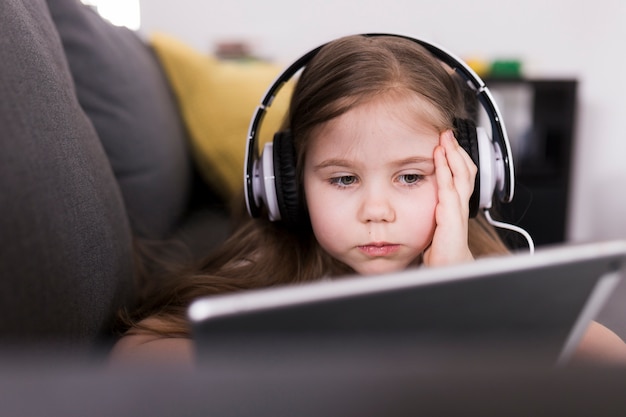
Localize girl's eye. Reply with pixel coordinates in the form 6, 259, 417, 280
330, 175, 358, 187
398, 174, 423, 185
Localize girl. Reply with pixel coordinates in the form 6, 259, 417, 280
110, 34, 626, 365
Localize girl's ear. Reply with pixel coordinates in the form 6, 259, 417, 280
272, 130, 302, 227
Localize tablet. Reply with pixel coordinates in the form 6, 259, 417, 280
189, 240, 626, 369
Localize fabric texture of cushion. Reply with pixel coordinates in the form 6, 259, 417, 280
0, 0, 134, 348
150, 33, 293, 200
47, 0, 192, 239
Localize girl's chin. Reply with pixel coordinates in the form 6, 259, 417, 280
353, 261, 413, 276
351, 254, 424, 276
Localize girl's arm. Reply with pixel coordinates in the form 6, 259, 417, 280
109, 318, 195, 368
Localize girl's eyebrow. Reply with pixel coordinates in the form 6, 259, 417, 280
312, 159, 353, 171
392, 156, 434, 166
313, 156, 434, 171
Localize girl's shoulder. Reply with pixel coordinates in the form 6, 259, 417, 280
108, 317, 195, 368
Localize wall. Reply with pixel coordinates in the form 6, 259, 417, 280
139, 0, 626, 244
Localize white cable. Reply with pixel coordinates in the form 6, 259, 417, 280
483, 209, 535, 254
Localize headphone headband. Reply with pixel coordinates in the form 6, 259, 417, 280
245, 33, 515, 219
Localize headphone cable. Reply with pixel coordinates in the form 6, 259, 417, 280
483, 209, 535, 254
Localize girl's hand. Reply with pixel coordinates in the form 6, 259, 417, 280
423, 130, 476, 267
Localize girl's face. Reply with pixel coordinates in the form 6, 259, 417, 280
303, 93, 441, 275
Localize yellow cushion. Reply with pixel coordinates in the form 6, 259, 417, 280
150, 33, 293, 199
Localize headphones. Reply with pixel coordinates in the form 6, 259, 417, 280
244, 33, 515, 226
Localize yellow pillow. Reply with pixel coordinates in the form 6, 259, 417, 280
150, 33, 293, 199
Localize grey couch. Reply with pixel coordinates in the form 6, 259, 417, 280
0, 0, 231, 353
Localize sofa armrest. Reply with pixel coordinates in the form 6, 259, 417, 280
0, 0, 134, 350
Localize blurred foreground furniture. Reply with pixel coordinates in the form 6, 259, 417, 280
2, 355, 626, 416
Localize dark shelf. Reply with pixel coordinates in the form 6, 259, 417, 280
484, 78, 578, 248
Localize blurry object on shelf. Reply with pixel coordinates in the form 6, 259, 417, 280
214, 41, 261, 61
465, 57, 491, 78
490, 59, 523, 79
466, 57, 523, 79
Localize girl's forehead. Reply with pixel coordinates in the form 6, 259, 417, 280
332, 89, 443, 130
307, 95, 440, 160
317, 92, 441, 139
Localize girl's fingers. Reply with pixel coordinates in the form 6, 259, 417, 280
434, 144, 451, 187
442, 130, 475, 177
439, 130, 477, 201
426, 138, 473, 267
434, 144, 466, 219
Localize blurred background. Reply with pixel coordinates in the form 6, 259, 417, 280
85, 0, 626, 248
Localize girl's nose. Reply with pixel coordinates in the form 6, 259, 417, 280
357, 185, 396, 223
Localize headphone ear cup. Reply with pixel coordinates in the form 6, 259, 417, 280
273, 131, 301, 226
453, 118, 480, 218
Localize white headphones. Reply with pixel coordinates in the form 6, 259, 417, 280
244, 33, 515, 227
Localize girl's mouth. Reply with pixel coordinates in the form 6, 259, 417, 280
357, 243, 400, 257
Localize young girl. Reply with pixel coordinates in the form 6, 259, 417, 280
110, 34, 626, 366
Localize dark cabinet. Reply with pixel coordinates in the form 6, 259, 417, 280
483, 78, 578, 248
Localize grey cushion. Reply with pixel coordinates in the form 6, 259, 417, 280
47, 0, 192, 239
0, 0, 134, 348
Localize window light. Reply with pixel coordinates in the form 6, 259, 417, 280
80, 0, 141, 31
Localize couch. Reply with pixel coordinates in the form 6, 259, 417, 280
0, 0, 239, 353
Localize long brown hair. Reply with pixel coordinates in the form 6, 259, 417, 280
121, 35, 509, 338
